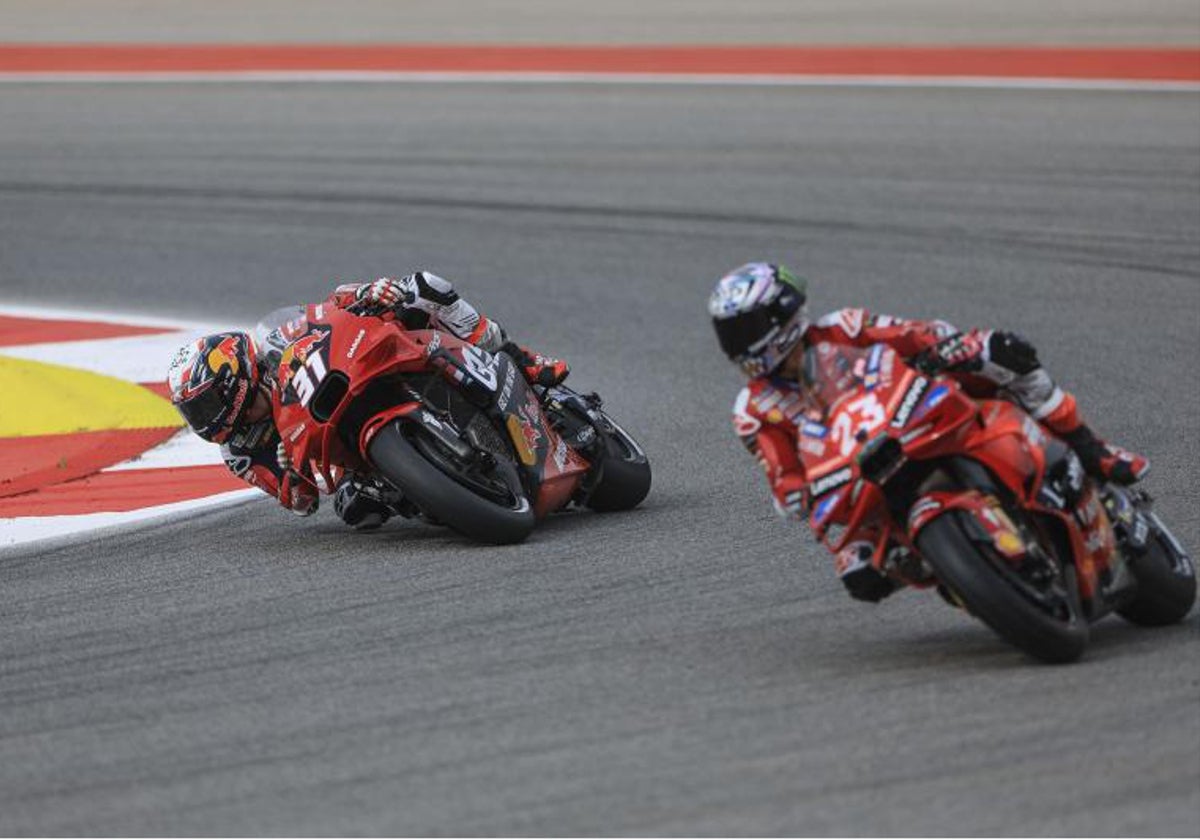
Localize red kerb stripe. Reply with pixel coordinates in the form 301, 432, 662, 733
0, 464, 246, 516
0, 44, 1196, 81
0, 314, 173, 347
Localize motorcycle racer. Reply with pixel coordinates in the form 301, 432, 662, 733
708, 261, 1150, 602
167, 271, 569, 529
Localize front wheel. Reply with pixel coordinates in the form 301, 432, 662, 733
367, 421, 535, 545
917, 511, 1089, 664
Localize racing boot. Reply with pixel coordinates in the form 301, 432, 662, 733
1035, 389, 1148, 485
1061, 424, 1149, 486
333, 475, 416, 530
836, 542, 901, 603
501, 342, 569, 387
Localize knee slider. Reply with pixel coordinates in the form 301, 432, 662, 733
988, 331, 1040, 375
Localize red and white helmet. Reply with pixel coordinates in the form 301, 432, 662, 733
709, 262, 809, 377
166, 331, 260, 443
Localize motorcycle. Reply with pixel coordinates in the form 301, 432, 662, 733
255, 303, 650, 545
797, 340, 1194, 663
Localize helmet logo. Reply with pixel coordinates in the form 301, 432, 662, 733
207, 335, 241, 377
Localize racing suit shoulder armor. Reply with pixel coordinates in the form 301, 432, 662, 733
813, 307, 869, 339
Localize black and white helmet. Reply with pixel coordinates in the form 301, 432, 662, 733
708, 262, 809, 377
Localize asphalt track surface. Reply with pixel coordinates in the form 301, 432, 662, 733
1, 82, 1198, 835
5, 0, 1199, 45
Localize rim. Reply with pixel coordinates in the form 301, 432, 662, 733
407, 423, 528, 512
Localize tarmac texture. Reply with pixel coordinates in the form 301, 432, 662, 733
0, 78, 1198, 835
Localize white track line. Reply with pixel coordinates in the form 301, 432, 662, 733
0, 72, 1197, 92
3, 331, 228, 383
1, 489, 261, 551
103, 428, 227, 471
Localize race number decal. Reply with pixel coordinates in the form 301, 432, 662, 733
462, 345, 499, 391
291, 350, 328, 407
830, 393, 887, 456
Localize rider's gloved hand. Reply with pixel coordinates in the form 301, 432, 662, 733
355, 277, 413, 315
280, 470, 318, 517
275, 441, 318, 515
836, 541, 900, 603
500, 341, 570, 387
276, 440, 292, 473
915, 330, 987, 375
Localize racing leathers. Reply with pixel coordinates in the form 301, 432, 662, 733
222, 271, 568, 527
732, 308, 1149, 601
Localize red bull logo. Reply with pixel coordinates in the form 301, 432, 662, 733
206, 335, 241, 377
279, 329, 328, 387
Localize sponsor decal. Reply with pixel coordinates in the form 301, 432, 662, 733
920, 383, 949, 414
506, 414, 537, 466
900, 423, 933, 445
496, 362, 517, 411
890, 376, 929, 428
206, 334, 242, 376
995, 529, 1026, 558
346, 328, 367, 359
799, 437, 826, 457
907, 497, 942, 527
224, 454, 253, 477
802, 420, 828, 439
287, 423, 306, 442
506, 392, 544, 465
280, 329, 329, 379
754, 390, 782, 412
813, 490, 842, 524
808, 466, 852, 498
424, 331, 442, 356
866, 344, 883, 375
553, 438, 570, 471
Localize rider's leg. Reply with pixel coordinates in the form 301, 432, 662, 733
984, 332, 1148, 485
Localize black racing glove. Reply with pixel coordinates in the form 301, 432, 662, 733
913, 331, 986, 375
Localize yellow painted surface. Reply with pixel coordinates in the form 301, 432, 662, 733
0, 354, 181, 437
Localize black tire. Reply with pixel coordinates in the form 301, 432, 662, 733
583, 416, 651, 512
918, 511, 1089, 664
367, 421, 535, 545
1117, 529, 1196, 626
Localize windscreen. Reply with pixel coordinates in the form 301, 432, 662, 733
253, 305, 307, 370
801, 342, 894, 420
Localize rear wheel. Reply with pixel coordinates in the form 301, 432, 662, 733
582, 413, 651, 512
1118, 517, 1196, 626
367, 421, 535, 545
918, 511, 1089, 663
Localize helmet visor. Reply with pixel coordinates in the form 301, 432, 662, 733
175, 385, 228, 435
713, 307, 780, 363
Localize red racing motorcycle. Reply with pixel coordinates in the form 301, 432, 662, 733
798, 341, 1194, 663
257, 303, 650, 544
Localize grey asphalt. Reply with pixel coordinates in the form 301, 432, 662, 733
4, 0, 1198, 45
0, 82, 1198, 835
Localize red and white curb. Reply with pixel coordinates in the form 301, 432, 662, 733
0, 303, 258, 551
